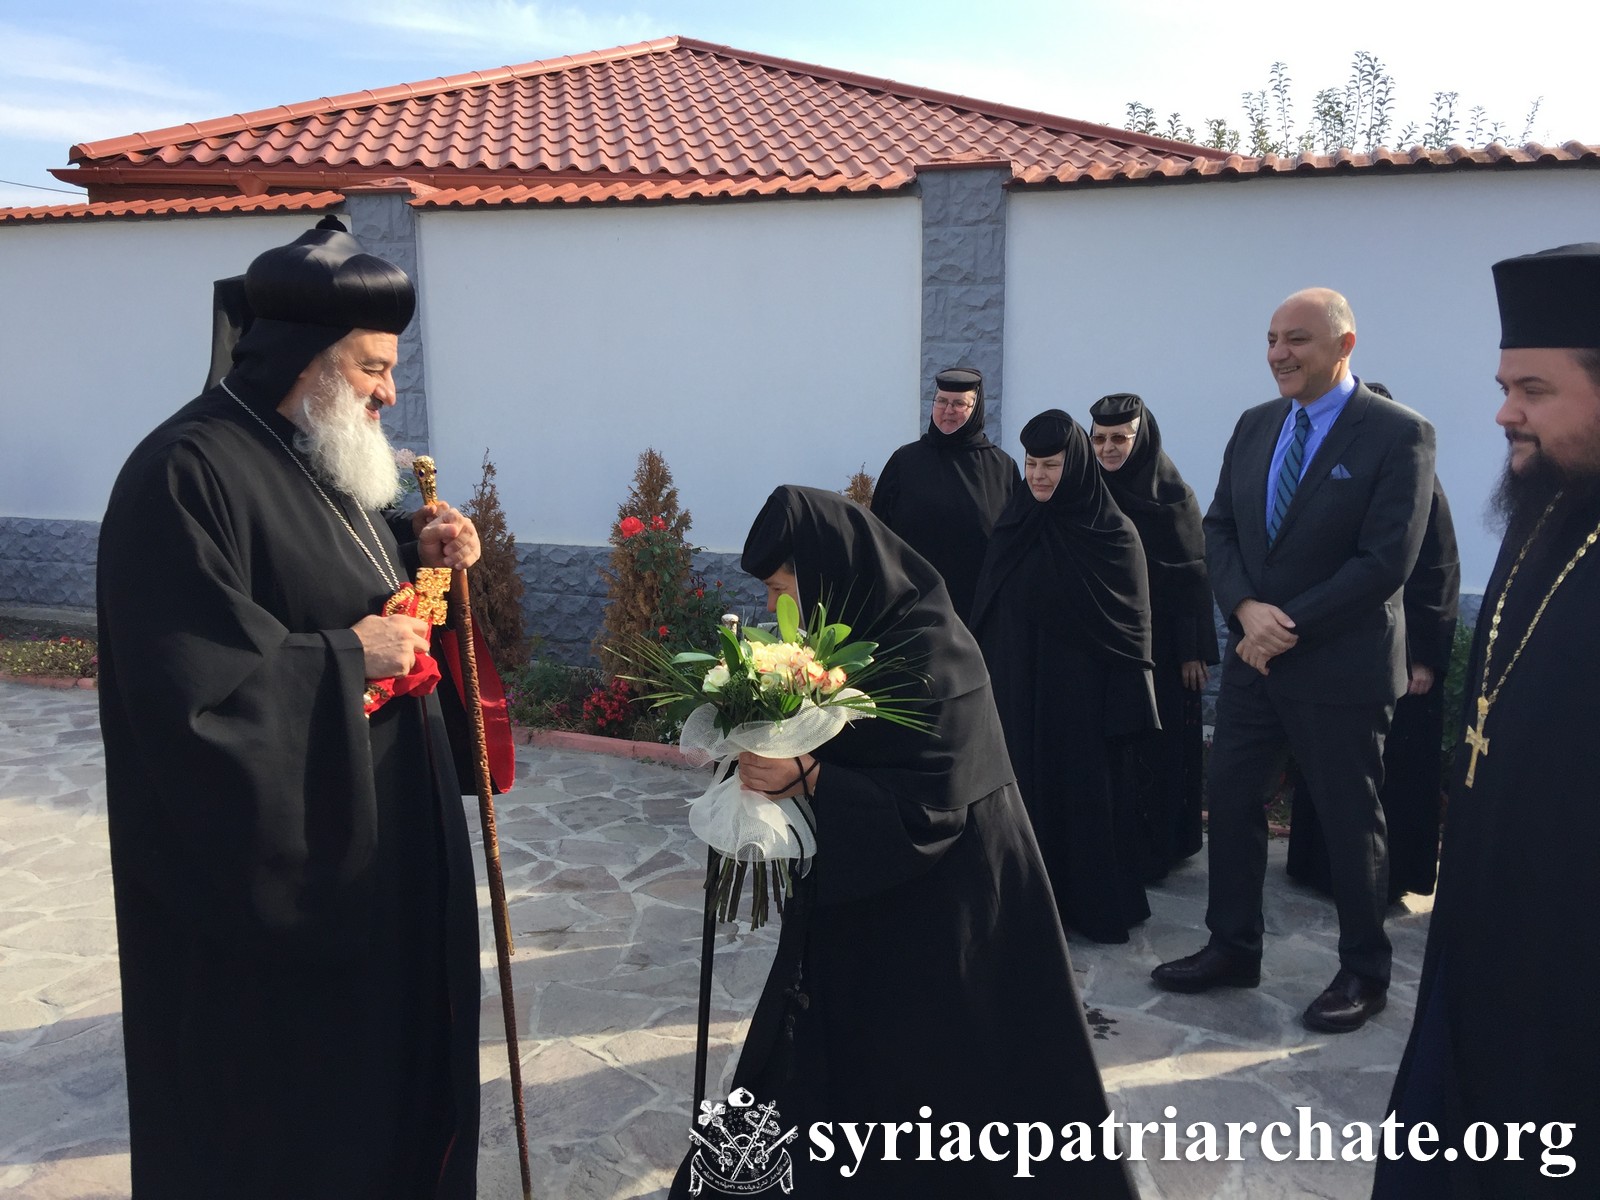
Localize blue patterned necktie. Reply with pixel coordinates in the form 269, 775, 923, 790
1267, 407, 1312, 544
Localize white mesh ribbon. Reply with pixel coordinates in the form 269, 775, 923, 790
677, 698, 870, 862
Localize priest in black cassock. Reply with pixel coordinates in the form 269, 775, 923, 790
1088, 392, 1219, 882
98, 217, 484, 1198
973, 411, 1156, 943
1374, 244, 1600, 1198
679, 487, 1138, 1198
870, 366, 1020, 625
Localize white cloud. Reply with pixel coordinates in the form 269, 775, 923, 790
0, 22, 212, 104
225, 0, 658, 61
0, 98, 198, 145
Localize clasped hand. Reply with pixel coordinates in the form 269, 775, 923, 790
1234, 599, 1298, 675
738, 753, 820, 800
352, 613, 431, 679
413, 501, 481, 569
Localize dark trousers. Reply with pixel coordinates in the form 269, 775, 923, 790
1205, 677, 1394, 983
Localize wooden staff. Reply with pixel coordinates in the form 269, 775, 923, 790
413, 457, 534, 1200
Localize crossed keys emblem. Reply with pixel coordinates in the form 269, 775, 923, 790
687, 1089, 798, 1196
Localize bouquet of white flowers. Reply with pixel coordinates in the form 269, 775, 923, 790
622, 593, 926, 927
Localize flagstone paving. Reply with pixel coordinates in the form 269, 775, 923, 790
0, 679, 1432, 1199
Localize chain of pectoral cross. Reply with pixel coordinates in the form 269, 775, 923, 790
1464, 495, 1600, 788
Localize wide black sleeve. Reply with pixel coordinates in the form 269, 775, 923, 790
1403, 484, 1461, 674
869, 447, 906, 532
806, 762, 968, 907
97, 443, 379, 962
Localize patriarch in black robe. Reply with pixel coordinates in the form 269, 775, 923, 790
1375, 243, 1600, 1198
1089, 392, 1220, 881
972, 411, 1157, 943
97, 217, 482, 1198
671, 486, 1139, 1198
1289, 439, 1460, 901
870, 366, 1020, 625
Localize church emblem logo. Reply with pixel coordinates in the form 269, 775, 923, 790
686, 1087, 798, 1196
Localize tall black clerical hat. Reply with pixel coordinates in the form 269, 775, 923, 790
934, 367, 983, 395
1492, 243, 1600, 350
210, 215, 416, 405
1089, 393, 1144, 427
244, 214, 415, 334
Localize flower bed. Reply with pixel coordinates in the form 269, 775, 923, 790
0, 618, 98, 686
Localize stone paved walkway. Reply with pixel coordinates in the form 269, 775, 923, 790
0, 680, 1432, 1198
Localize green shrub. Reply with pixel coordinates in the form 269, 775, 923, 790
461, 450, 528, 667
503, 658, 599, 730
593, 449, 728, 677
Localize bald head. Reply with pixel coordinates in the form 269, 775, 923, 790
1268, 288, 1357, 404
1280, 287, 1355, 337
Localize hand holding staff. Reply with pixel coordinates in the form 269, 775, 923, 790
413, 456, 534, 1200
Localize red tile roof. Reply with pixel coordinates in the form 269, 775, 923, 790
0, 190, 343, 224
9, 36, 1595, 222
52, 35, 1222, 202
1018, 139, 1600, 187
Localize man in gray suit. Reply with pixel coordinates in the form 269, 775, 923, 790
1152, 288, 1435, 1033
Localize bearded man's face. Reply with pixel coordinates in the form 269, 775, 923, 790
293, 330, 402, 511
1489, 348, 1600, 532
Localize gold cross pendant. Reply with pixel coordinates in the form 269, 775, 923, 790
1463, 695, 1490, 789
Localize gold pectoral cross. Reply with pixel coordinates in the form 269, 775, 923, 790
1463, 695, 1490, 789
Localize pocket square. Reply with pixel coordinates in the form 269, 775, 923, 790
1329, 464, 1353, 480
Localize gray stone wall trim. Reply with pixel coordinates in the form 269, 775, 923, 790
344, 193, 429, 455
0, 518, 100, 609
918, 164, 1010, 435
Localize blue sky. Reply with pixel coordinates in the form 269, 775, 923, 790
2, 0, 1596, 209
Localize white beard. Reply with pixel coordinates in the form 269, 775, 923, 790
293, 364, 401, 511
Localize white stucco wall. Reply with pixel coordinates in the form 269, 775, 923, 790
0, 215, 324, 521
416, 196, 922, 551
1005, 171, 1600, 591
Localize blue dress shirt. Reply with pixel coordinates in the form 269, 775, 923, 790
1263, 373, 1358, 526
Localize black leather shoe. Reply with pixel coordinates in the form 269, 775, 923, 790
1301, 969, 1387, 1033
1151, 946, 1261, 993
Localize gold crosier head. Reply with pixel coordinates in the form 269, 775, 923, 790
409, 456, 450, 625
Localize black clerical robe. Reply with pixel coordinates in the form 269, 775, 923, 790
972, 417, 1156, 943
1376, 489, 1600, 1198
1095, 405, 1220, 881
871, 433, 1019, 625
97, 387, 480, 1199
677, 486, 1137, 1198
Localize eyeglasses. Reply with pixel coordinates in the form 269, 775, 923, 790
933, 397, 976, 411
1090, 433, 1135, 447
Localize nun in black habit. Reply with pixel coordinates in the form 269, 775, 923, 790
674, 486, 1138, 1198
973, 411, 1157, 943
1089, 393, 1220, 882
870, 367, 1020, 625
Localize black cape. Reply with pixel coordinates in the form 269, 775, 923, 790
870, 392, 1020, 626
676, 486, 1137, 1197
1096, 404, 1220, 880
97, 382, 480, 1198
1288, 477, 1460, 900
1376, 486, 1600, 1198
972, 417, 1156, 943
